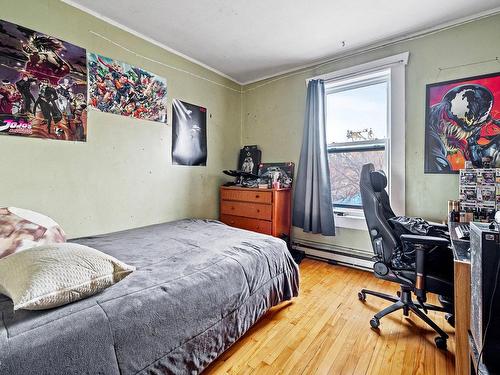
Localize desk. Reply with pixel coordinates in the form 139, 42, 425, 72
449, 222, 471, 375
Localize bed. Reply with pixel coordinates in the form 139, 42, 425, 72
0, 219, 299, 374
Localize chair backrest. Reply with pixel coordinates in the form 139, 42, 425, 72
359, 163, 399, 263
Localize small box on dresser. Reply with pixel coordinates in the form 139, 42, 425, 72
219, 186, 291, 237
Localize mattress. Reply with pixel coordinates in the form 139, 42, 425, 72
0, 219, 299, 374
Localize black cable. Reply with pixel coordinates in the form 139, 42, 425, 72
476, 227, 500, 374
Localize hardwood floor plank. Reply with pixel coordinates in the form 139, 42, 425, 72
204, 258, 455, 375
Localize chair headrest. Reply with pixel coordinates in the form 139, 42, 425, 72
370, 170, 387, 192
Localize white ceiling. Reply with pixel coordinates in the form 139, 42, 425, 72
64, 0, 500, 84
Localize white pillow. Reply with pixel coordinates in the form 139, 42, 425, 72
8, 207, 60, 228
0, 243, 135, 310
0, 207, 66, 259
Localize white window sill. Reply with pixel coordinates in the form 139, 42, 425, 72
334, 213, 368, 231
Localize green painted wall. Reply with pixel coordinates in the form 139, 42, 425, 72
2, 2, 499, 251
0, 0, 242, 238
242, 14, 500, 252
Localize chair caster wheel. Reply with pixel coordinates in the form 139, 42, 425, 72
370, 317, 380, 329
435, 336, 447, 350
358, 292, 366, 301
445, 313, 455, 328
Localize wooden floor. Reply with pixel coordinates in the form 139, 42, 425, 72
205, 258, 455, 375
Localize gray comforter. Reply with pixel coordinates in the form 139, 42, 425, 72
0, 219, 299, 374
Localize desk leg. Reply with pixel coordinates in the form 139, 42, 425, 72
454, 260, 471, 375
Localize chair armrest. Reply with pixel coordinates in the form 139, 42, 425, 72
428, 221, 448, 231
400, 234, 449, 302
400, 234, 449, 247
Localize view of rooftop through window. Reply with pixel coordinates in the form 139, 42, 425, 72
326, 81, 388, 144
326, 75, 389, 209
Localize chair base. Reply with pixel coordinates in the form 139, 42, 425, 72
358, 285, 452, 349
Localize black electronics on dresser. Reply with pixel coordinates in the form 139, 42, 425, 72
470, 222, 500, 373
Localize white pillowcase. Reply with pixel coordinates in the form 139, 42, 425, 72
0, 207, 66, 259
8, 207, 60, 228
0, 243, 135, 310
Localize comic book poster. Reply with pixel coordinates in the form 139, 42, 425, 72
0, 19, 87, 141
172, 99, 207, 166
88, 52, 167, 123
424, 71, 500, 173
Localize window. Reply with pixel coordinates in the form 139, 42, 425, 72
313, 52, 408, 230
326, 70, 389, 212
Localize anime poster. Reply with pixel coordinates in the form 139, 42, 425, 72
172, 99, 207, 166
87, 52, 167, 123
0, 19, 87, 141
424, 72, 500, 173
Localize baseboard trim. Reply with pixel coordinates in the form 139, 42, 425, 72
292, 242, 374, 271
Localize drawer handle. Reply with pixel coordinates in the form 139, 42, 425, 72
256, 209, 260, 213
231, 206, 235, 210
255, 195, 260, 198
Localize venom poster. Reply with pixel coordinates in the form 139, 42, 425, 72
0, 19, 87, 141
424, 71, 500, 173
88, 52, 168, 123
172, 99, 207, 166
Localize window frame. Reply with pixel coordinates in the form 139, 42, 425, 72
307, 52, 408, 230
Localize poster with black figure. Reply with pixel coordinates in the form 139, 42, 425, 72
238, 145, 261, 175
172, 99, 207, 166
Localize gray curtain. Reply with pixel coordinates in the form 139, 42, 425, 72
292, 79, 335, 236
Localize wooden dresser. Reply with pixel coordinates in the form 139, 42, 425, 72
219, 186, 291, 237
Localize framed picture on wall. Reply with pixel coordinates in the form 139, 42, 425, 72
424, 71, 500, 173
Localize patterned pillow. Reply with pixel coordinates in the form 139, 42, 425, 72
0, 243, 135, 310
0, 207, 66, 259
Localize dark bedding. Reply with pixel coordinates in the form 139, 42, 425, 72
0, 219, 299, 374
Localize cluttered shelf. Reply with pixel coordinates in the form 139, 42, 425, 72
219, 145, 293, 239
222, 145, 294, 190
221, 186, 290, 192
457, 168, 499, 223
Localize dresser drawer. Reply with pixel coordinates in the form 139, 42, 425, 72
220, 200, 272, 220
220, 214, 272, 235
221, 189, 272, 204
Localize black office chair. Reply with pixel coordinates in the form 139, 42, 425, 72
358, 163, 454, 349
